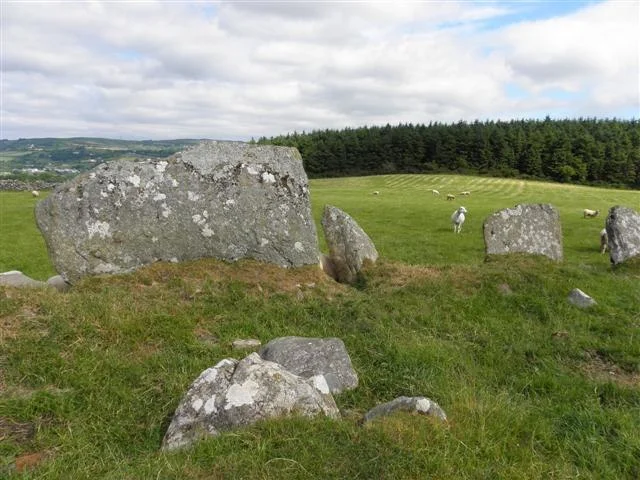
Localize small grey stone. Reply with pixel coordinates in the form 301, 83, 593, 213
321, 205, 378, 284
46, 275, 71, 292
363, 396, 447, 423
568, 288, 597, 308
0, 271, 46, 288
606, 206, 640, 265
231, 339, 262, 350
483, 204, 563, 261
259, 336, 358, 394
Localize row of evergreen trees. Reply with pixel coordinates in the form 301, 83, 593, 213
257, 118, 640, 187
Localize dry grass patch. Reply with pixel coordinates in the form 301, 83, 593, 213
581, 350, 640, 388
366, 260, 442, 289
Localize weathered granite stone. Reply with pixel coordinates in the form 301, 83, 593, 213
258, 336, 358, 394
0, 271, 45, 288
35, 141, 319, 284
321, 205, 378, 283
162, 353, 339, 450
363, 396, 447, 423
483, 204, 563, 261
568, 288, 597, 308
606, 206, 640, 265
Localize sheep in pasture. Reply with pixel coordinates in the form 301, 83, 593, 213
446, 194, 455, 201
600, 228, 608, 254
431, 189, 440, 196
583, 209, 599, 218
451, 206, 467, 234
31, 190, 39, 197
460, 191, 470, 196
372, 191, 380, 195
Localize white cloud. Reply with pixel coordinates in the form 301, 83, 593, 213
1, 0, 638, 140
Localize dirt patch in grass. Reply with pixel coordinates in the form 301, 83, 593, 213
0, 417, 35, 444
581, 350, 640, 387
0, 305, 48, 344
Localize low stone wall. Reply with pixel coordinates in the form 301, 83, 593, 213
0, 180, 59, 191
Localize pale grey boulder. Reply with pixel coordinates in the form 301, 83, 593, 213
231, 339, 262, 350
0, 271, 45, 288
483, 204, 563, 261
606, 206, 640, 265
46, 275, 71, 292
363, 396, 447, 423
258, 336, 358, 394
35, 141, 319, 284
162, 353, 339, 451
568, 288, 597, 308
321, 205, 378, 283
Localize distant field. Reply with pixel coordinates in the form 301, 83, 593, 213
1, 174, 639, 279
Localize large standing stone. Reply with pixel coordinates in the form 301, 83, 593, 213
321, 205, 378, 283
259, 336, 358, 394
162, 353, 339, 450
606, 206, 640, 265
35, 141, 320, 283
483, 204, 563, 261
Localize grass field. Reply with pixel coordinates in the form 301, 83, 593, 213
1, 174, 639, 478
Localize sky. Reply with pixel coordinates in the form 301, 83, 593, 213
1, 0, 639, 141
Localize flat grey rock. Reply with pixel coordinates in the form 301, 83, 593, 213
35, 141, 319, 284
483, 204, 563, 261
363, 396, 447, 423
46, 275, 71, 292
321, 205, 378, 283
568, 288, 597, 308
231, 339, 262, 350
162, 353, 339, 451
606, 206, 640, 265
0, 271, 45, 288
259, 336, 358, 394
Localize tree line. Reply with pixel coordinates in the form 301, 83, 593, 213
257, 118, 640, 188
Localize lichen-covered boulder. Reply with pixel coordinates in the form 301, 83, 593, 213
363, 396, 447, 424
321, 205, 378, 283
606, 206, 640, 265
483, 204, 563, 261
162, 353, 339, 451
259, 336, 358, 394
35, 141, 319, 284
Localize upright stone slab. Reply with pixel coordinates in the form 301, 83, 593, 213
483, 204, 563, 261
321, 205, 378, 283
162, 353, 339, 451
35, 141, 319, 283
606, 206, 640, 265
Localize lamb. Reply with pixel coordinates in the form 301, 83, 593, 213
446, 194, 455, 201
31, 190, 39, 197
583, 209, 599, 218
460, 191, 470, 196
600, 228, 608, 254
372, 191, 380, 195
451, 206, 467, 234
431, 189, 440, 196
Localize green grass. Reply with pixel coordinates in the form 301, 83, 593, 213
1, 174, 639, 479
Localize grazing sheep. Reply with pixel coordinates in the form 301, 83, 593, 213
372, 191, 380, 195
583, 209, 599, 218
600, 228, 608, 254
31, 190, 39, 197
431, 189, 440, 196
460, 191, 470, 196
451, 206, 467, 233
446, 194, 455, 201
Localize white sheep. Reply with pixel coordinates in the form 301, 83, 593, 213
600, 228, 608, 254
460, 191, 471, 196
451, 206, 467, 234
372, 191, 380, 195
31, 190, 39, 197
583, 209, 599, 218
446, 194, 455, 201
431, 189, 440, 196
